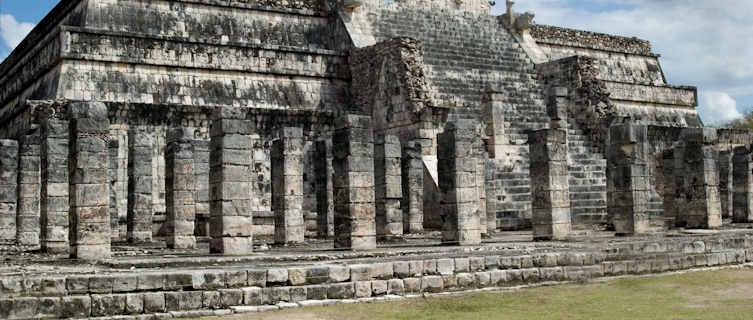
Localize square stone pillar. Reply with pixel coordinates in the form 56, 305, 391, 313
68, 102, 111, 261
0, 140, 18, 243
127, 129, 154, 243
483, 90, 508, 159
17, 132, 41, 250
607, 124, 650, 235
314, 139, 334, 239
529, 129, 571, 240
673, 128, 722, 229
210, 108, 254, 255
375, 134, 403, 241
438, 119, 481, 246
166, 128, 197, 249
332, 115, 376, 250
272, 127, 304, 245
107, 139, 120, 242
193, 140, 210, 237
401, 139, 424, 234
719, 150, 733, 219
484, 158, 497, 233
40, 116, 69, 253
661, 149, 676, 226
474, 141, 488, 236
732, 145, 753, 223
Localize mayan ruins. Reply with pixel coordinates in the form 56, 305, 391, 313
0, 0, 751, 318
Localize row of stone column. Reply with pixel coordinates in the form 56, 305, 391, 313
607, 125, 722, 234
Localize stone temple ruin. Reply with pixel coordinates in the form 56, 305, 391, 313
0, 0, 752, 318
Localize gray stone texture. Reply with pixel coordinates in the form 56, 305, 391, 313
68, 101, 111, 260
166, 128, 197, 249
437, 120, 481, 246
374, 134, 403, 240
0, 139, 18, 244
529, 129, 571, 240
732, 145, 753, 223
662, 150, 676, 225
401, 139, 424, 234
719, 150, 733, 219
17, 132, 41, 250
127, 129, 154, 243
314, 139, 334, 239
673, 128, 722, 229
210, 108, 254, 255
272, 127, 305, 245
40, 116, 69, 254
332, 115, 377, 250
193, 140, 211, 237
607, 124, 650, 235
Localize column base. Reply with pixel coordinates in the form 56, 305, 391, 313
210, 237, 253, 255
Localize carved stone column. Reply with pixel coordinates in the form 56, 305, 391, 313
166, 128, 197, 249
68, 102, 111, 261
127, 129, 154, 243
272, 127, 304, 245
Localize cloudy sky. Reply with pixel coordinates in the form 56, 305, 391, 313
1, 0, 751, 125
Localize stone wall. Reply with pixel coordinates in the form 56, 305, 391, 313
531, 25, 654, 56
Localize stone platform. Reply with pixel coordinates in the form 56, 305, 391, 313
2, 227, 753, 319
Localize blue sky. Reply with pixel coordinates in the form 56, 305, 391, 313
1, 0, 751, 125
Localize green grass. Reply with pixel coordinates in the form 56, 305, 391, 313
204, 268, 753, 320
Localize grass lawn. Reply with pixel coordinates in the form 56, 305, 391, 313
203, 268, 753, 320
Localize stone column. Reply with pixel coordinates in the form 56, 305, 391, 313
483, 90, 508, 159
718, 149, 732, 220
476, 147, 488, 236
673, 128, 722, 229
272, 127, 304, 245
484, 159, 497, 233
108, 139, 120, 241
166, 128, 197, 249
210, 108, 254, 255
401, 139, 424, 234
17, 132, 41, 250
661, 149, 676, 227
438, 119, 481, 246
314, 139, 334, 239
332, 115, 376, 250
732, 145, 753, 223
0, 140, 18, 244
607, 124, 650, 235
193, 140, 210, 237
40, 116, 69, 253
529, 129, 571, 240
127, 129, 154, 243
68, 102, 111, 260
375, 134, 403, 241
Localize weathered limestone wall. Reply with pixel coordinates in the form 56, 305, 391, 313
0, 140, 18, 244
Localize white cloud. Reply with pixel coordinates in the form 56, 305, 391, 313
0, 14, 35, 51
699, 91, 743, 125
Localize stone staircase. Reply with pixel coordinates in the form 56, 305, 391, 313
566, 122, 609, 228
364, 8, 552, 230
